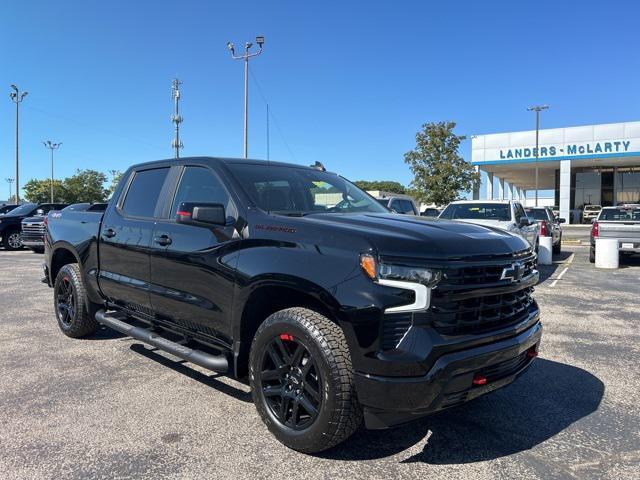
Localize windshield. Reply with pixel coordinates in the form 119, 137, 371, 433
524, 208, 549, 221
584, 205, 601, 211
227, 164, 388, 215
4, 203, 36, 216
440, 203, 511, 221
599, 208, 640, 221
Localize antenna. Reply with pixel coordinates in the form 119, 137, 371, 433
171, 78, 183, 159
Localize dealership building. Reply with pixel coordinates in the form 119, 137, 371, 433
471, 121, 640, 223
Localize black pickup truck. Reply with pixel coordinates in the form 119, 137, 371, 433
44, 157, 541, 453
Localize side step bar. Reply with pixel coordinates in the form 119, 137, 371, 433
95, 310, 229, 374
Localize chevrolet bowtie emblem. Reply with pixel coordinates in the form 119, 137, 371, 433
500, 261, 525, 282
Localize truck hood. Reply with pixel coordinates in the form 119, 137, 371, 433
454, 218, 513, 229
299, 213, 530, 259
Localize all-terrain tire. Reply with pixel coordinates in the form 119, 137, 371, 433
589, 246, 596, 263
54, 263, 99, 338
249, 307, 363, 453
553, 236, 561, 255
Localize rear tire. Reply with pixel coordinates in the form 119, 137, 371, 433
3, 229, 22, 250
249, 307, 363, 453
54, 263, 99, 338
553, 236, 561, 254
589, 246, 596, 263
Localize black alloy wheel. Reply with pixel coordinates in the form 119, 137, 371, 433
260, 333, 323, 430
56, 274, 77, 327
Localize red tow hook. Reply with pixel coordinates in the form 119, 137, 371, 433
472, 373, 487, 385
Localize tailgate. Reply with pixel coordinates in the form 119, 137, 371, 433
597, 221, 640, 240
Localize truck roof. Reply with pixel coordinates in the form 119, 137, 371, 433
131, 156, 324, 172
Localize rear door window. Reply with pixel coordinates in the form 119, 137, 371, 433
121, 168, 170, 218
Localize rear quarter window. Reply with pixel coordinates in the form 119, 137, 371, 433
121, 168, 170, 218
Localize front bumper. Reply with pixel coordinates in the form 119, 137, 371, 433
355, 321, 542, 429
22, 239, 44, 248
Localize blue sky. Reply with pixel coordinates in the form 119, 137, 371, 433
2, 0, 640, 199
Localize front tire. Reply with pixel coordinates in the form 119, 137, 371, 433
54, 263, 99, 338
249, 307, 363, 453
3, 229, 23, 250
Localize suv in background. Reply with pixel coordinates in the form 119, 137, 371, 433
439, 200, 539, 249
374, 195, 419, 215
0, 203, 68, 250
0, 204, 18, 215
525, 207, 564, 254
582, 205, 602, 223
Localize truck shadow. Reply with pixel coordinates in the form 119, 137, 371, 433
320, 358, 603, 463
128, 343, 253, 403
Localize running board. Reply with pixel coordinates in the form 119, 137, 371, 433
95, 310, 229, 373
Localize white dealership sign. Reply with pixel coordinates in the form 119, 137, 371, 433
472, 121, 640, 164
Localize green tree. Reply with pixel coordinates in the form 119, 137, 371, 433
353, 180, 406, 194
107, 170, 123, 196
63, 169, 108, 203
23, 178, 66, 203
404, 121, 479, 206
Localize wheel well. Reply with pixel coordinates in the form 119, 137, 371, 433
235, 285, 338, 377
51, 248, 78, 282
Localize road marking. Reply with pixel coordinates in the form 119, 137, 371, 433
550, 267, 569, 288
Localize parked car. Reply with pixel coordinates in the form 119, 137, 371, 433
582, 205, 602, 223
420, 207, 441, 217
589, 205, 640, 263
45, 157, 541, 453
0, 202, 67, 250
374, 195, 419, 215
525, 207, 565, 254
439, 200, 540, 250
0, 204, 18, 215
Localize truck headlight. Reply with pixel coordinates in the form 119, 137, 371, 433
360, 254, 439, 313
360, 254, 441, 287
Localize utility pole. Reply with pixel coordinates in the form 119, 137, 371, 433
43, 141, 62, 203
171, 79, 183, 159
5, 178, 14, 201
227, 36, 265, 159
266, 103, 270, 161
527, 104, 549, 207
9, 85, 28, 203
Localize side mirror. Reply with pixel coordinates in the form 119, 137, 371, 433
519, 217, 530, 227
557, 218, 566, 224
176, 202, 227, 226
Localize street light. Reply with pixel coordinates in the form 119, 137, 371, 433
226, 35, 265, 159
5, 178, 14, 201
43, 141, 62, 203
9, 84, 28, 203
527, 104, 549, 207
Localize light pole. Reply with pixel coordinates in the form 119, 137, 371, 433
171, 78, 183, 159
227, 36, 265, 159
5, 178, 14, 201
43, 141, 62, 203
527, 104, 549, 207
9, 85, 28, 203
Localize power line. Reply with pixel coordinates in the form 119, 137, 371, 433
248, 67, 298, 163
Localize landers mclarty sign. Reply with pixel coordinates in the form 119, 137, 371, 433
499, 140, 633, 160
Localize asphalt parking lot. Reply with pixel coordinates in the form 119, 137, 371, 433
1, 246, 639, 479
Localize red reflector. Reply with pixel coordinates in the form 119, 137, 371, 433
540, 221, 548, 236
279, 334, 294, 341
472, 374, 487, 385
591, 221, 599, 238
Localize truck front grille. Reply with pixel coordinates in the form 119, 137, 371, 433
429, 286, 536, 336
21, 223, 45, 241
441, 257, 536, 287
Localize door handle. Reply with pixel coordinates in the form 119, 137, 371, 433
102, 228, 116, 238
154, 235, 172, 246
